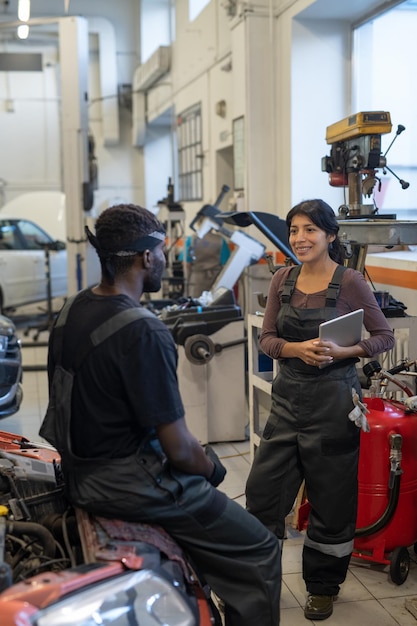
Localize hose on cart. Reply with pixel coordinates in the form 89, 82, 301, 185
354, 474, 401, 537
355, 433, 403, 537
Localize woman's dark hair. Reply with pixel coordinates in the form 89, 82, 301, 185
94, 203, 165, 282
286, 199, 345, 264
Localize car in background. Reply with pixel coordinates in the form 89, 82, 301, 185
0, 192, 101, 311
0, 217, 67, 314
0, 313, 22, 418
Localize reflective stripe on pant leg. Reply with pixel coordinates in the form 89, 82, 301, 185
304, 535, 353, 557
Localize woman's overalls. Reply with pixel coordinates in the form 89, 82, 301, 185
246, 264, 361, 597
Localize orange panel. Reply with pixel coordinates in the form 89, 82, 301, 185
366, 266, 417, 290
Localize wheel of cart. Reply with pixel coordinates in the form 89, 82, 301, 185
389, 546, 410, 585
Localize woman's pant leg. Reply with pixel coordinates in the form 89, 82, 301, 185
246, 405, 304, 538
299, 372, 360, 596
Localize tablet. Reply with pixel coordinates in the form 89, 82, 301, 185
319, 309, 364, 347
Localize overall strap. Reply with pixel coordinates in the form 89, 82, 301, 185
54, 292, 81, 329
325, 265, 347, 307
51, 292, 85, 368
281, 264, 347, 307
281, 265, 302, 304
51, 294, 155, 370
73, 307, 155, 370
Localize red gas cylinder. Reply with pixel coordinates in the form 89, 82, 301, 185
353, 396, 417, 582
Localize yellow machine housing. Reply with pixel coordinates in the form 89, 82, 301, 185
325, 111, 392, 144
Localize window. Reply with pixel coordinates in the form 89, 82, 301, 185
177, 103, 203, 201
0, 222, 19, 250
140, 0, 174, 63
18, 219, 51, 249
353, 1, 417, 219
189, 0, 210, 22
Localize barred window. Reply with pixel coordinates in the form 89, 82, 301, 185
177, 104, 203, 201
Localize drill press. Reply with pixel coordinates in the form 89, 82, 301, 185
322, 111, 409, 219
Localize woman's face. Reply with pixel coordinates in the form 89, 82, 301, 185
289, 213, 335, 263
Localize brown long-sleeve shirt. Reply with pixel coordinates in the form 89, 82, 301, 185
259, 265, 396, 360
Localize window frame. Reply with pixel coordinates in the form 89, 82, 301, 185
177, 103, 203, 202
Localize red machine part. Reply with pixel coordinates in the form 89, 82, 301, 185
353, 397, 417, 582
0, 430, 59, 463
328, 172, 349, 187
296, 397, 417, 584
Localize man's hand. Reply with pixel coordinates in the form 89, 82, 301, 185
157, 418, 225, 483
205, 444, 227, 486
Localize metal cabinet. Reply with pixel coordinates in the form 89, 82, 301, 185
247, 313, 277, 460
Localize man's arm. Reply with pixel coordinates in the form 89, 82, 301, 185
157, 418, 222, 482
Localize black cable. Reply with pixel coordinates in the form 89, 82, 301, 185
363, 267, 377, 291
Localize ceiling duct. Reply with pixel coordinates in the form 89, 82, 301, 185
134, 45, 171, 92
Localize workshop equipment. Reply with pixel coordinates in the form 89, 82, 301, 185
151, 186, 271, 445
188, 187, 271, 305
156, 178, 186, 299
322, 111, 409, 219
321, 111, 417, 315
160, 294, 247, 445
296, 360, 417, 585
353, 360, 417, 585
156, 191, 300, 445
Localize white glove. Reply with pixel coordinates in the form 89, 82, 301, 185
404, 395, 417, 411
349, 388, 370, 432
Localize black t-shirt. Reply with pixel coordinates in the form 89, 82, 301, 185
47, 289, 184, 458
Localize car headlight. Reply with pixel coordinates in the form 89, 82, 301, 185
32, 570, 196, 626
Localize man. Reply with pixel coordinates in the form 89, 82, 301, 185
43, 204, 281, 626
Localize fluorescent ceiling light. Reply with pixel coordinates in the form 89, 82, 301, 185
17, 24, 29, 39
18, 0, 31, 22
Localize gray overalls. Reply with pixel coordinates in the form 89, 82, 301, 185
246, 264, 361, 596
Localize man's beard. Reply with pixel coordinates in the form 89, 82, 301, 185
143, 256, 166, 293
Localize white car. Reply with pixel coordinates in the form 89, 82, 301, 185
0, 217, 67, 313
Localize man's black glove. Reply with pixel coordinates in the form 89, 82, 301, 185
205, 444, 227, 487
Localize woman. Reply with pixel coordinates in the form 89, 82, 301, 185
245, 199, 395, 621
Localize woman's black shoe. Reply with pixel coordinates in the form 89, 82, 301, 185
304, 594, 333, 620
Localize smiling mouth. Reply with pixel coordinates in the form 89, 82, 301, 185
295, 247, 311, 252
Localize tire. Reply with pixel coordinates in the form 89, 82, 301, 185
389, 546, 410, 585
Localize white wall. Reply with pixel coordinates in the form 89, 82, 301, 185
291, 17, 351, 212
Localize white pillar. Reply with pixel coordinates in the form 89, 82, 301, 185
59, 16, 90, 295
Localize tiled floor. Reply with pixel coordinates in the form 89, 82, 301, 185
3, 309, 417, 625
